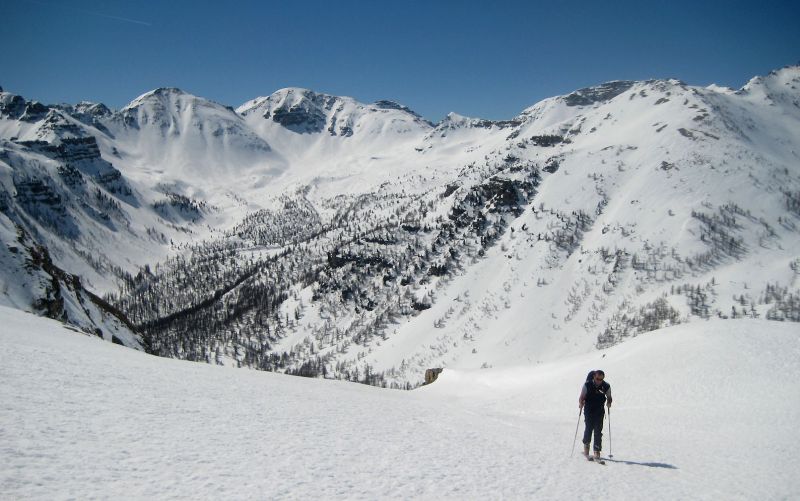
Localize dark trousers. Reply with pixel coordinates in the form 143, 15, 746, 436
583, 411, 605, 452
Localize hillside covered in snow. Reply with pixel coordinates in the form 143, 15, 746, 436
0, 67, 799, 386
1, 306, 797, 499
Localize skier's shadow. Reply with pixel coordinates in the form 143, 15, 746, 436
604, 457, 678, 469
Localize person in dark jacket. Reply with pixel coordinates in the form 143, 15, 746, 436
579, 369, 612, 459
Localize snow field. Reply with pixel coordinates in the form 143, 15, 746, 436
2, 306, 798, 499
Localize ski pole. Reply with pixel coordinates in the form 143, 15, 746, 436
607, 406, 613, 458
571, 407, 582, 456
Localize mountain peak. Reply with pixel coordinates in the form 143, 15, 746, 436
74, 101, 112, 116
238, 87, 432, 135
145, 87, 187, 97
123, 87, 195, 111
372, 99, 427, 121
373, 99, 406, 110
0, 90, 28, 119
273, 87, 322, 98
705, 83, 736, 95
428, 112, 520, 137
738, 65, 800, 104
436, 111, 474, 127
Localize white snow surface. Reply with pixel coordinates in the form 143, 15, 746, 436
2, 305, 798, 500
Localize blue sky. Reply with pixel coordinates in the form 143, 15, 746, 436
2, 0, 798, 121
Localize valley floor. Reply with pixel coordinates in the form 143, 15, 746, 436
1, 305, 797, 500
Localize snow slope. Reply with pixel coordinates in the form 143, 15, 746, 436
237, 88, 433, 199
106, 88, 285, 195
2, 305, 797, 499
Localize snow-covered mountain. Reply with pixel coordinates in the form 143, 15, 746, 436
107, 87, 281, 184
237, 88, 434, 199
0, 66, 798, 386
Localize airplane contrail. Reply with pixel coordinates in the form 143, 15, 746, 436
82, 10, 152, 27
22, 0, 153, 27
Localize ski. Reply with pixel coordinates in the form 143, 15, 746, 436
588, 456, 606, 465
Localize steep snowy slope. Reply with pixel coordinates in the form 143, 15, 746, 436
0, 218, 141, 348
238, 88, 433, 198
103, 88, 285, 195
1, 306, 797, 499
0, 111, 180, 294
0, 89, 264, 340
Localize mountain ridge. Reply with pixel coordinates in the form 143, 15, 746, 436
0, 65, 798, 386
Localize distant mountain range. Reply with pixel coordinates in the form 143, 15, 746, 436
1, 66, 798, 386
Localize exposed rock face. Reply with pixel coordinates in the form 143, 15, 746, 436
373, 100, 432, 125
14, 177, 80, 238
271, 101, 327, 133
563, 81, 635, 106
73, 101, 112, 118
0, 92, 27, 118
21, 101, 50, 122
56, 136, 102, 162
424, 368, 443, 384
64, 102, 114, 135
264, 89, 352, 134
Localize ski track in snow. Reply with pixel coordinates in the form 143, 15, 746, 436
1, 306, 798, 500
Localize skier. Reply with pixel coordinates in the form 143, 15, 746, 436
579, 369, 612, 460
